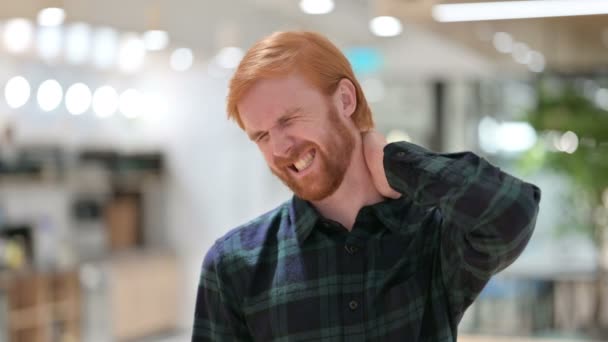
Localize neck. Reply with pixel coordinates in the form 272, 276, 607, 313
311, 142, 384, 231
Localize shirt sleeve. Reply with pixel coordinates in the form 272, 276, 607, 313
383, 141, 541, 322
192, 242, 252, 341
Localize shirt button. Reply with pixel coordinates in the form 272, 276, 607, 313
345, 244, 358, 255
349, 300, 359, 311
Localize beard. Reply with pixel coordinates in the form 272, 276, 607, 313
269, 105, 355, 201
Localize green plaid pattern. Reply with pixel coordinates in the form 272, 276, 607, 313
193, 141, 541, 341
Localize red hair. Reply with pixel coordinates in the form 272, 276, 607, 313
227, 31, 374, 131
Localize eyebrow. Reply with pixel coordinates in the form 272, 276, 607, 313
247, 107, 303, 141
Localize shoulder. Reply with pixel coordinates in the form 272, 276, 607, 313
203, 200, 292, 272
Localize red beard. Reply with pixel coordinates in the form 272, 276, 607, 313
270, 106, 355, 201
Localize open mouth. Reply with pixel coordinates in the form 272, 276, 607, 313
289, 149, 315, 173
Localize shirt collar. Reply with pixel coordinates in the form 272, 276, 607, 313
370, 197, 411, 234
290, 195, 412, 245
290, 195, 319, 245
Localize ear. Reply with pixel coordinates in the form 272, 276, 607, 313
333, 78, 357, 118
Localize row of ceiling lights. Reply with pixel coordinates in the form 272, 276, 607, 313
0, 7, 244, 74
10, 1, 593, 76
433, 0, 608, 22
301, 0, 608, 36
299, 0, 403, 37
491, 32, 545, 73
3, 75, 167, 119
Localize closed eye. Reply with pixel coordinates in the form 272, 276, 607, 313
255, 132, 269, 143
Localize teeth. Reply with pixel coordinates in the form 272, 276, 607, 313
293, 151, 314, 172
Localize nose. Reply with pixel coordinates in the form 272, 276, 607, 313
270, 129, 294, 158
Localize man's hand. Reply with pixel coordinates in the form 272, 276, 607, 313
362, 130, 402, 199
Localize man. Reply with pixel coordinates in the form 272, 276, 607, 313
192, 31, 540, 341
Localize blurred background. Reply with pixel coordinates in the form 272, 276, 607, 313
0, 0, 607, 341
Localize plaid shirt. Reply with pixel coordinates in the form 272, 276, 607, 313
192, 141, 541, 341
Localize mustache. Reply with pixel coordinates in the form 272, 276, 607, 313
273, 143, 316, 168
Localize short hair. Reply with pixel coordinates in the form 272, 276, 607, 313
226, 31, 374, 131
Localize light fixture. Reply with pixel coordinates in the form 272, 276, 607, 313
369, 16, 403, 37
118, 33, 146, 72
4, 76, 31, 109
92, 86, 119, 118
119, 89, 143, 119
497, 122, 537, 153
142, 4, 170, 51
512, 42, 531, 64
527, 51, 545, 73
3, 18, 34, 53
492, 32, 513, 53
36, 26, 63, 60
65, 22, 92, 64
37, 79, 63, 112
170, 48, 194, 71
557, 131, 579, 154
595, 88, 608, 111
433, 0, 608, 22
142, 30, 169, 51
478, 117, 537, 154
299, 0, 335, 15
65, 83, 92, 115
215, 47, 244, 69
37, 7, 66, 27
92, 27, 118, 69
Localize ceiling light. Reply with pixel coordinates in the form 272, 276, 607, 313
3, 18, 34, 53
369, 16, 403, 37
559, 131, 579, 154
479, 117, 537, 153
65, 23, 92, 64
497, 122, 537, 153
118, 33, 146, 72
299, 0, 335, 15
595, 88, 608, 110
37, 79, 63, 112
65, 83, 92, 115
92, 86, 119, 118
492, 32, 513, 53
170, 48, 194, 71
37, 7, 66, 27
4, 76, 31, 109
433, 0, 608, 22
512, 42, 531, 64
36, 26, 63, 60
92, 27, 118, 69
142, 30, 169, 51
527, 51, 545, 73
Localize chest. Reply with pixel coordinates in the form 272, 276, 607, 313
240, 232, 448, 341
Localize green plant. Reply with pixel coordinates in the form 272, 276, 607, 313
521, 77, 608, 336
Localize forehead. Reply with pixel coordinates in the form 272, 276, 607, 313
237, 73, 326, 131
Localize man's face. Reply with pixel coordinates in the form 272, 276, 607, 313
238, 73, 356, 201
